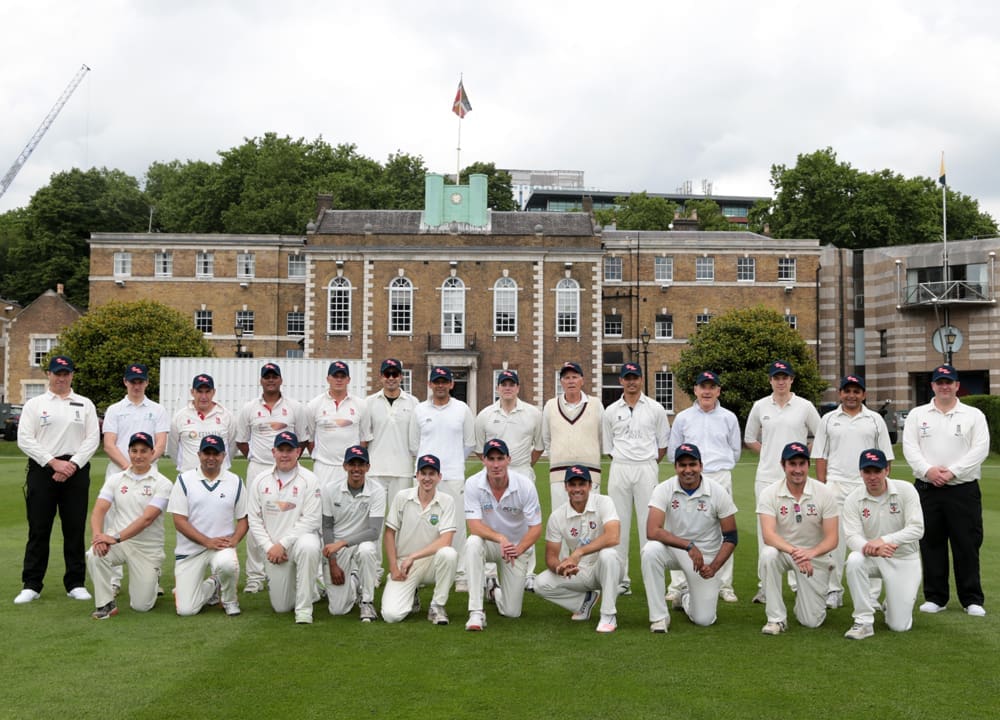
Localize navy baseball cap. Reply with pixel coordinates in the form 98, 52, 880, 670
695, 371, 720, 386
273, 431, 299, 448
620, 362, 642, 378
482, 438, 510, 457
781, 442, 810, 461
48, 355, 75, 373
859, 448, 888, 470
839, 374, 865, 390
129, 431, 155, 449
192, 374, 214, 389
124, 363, 148, 381
344, 445, 370, 464
198, 434, 225, 453
675, 443, 702, 462
430, 366, 453, 382
564, 465, 592, 483
497, 369, 519, 385
380, 358, 403, 375
559, 362, 583, 376
932, 364, 958, 382
261, 362, 281, 377
328, 360, 350, 377
417, 454, 441, 472
769, 360, 794, 377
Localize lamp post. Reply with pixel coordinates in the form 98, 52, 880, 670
234, 325, 244, 357
640, 326, 651, 396
946, 327, 957, 366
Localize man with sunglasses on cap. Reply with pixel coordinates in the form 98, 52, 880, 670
169, 373, 236, 474
86, 432, 173, 619
812, 374, 894, 609
756, 442, 838, 635
842, 448, 924, 640
307, 360, 370, 490
15, 355, 100, 606
321, 445, 385, 622
235, 362, 308, 594
542, 361, 603, 511
642, 443, 738, 633
169, 434, 248, 617
381, 454, 458, 625
666, 370, 741, 604
463, 439, 543, 631
247, 431, 322, 624
903, 363, 990, 617
534, 465, 621, 633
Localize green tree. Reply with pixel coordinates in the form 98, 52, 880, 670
683, 198, 732, 231
594, 191, 677, 230
51, 300, 214, 412
377, 151, 428, 209
753, 147, 997, 246
145, 159, 224, 233
460, 161, 517, 211
671, 305, 825, 426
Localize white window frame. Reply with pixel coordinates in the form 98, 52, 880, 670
154, 251, 173, 278
555, 278, 580, 337
288, 254, 306, 278
236, 310, 255, 337
30, 336, 58, 367
195, 310, 213, 335
23, 382, 46, 401
696, 313, 712, 328
654, 256, 674, 282
655, 314, 673, 339
695, 256, 715, 281
604, 314, 623, 337
237, 252, 256, 279
604, 256, 623, 282
784, 314, 798, 330
654, 371, 674, 412
493, 277, 518, 335
327, 277, 352, 335
196, 252, 214, 279
287, 311, 305, 336
778, 257, 797, 282
736, 256, 755, 282
113, 251, 132, 277
441, 277, 466, 347
389, 276, 413, 335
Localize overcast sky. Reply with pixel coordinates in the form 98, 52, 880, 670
2, 0, 999, 226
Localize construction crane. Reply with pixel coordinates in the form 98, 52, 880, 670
0, 63, 90, 201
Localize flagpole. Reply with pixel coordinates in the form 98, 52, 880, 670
456, 73, 463, 183
940, 151, 951, 364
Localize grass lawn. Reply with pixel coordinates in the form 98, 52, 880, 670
0, 439, 997, 719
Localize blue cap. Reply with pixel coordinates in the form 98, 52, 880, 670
781, 442, 810, 461
840, 374, 865, 390
695, 371, 720, 386
931, 364, 958, 382
48, 355, 75, 373
124, 363, 148, 381
620, 362, 642, 378
417, 454, 441, 472
261, 362, 281, 377
430, 366, 453, 382
859, 448, 888, 470
564, 465, 592, 483
343, 445, 370, 464
129, 431, 155, 449
198, 434, 225, 453
380, 358, 403, 375
559, 361, 583, 376
482, 438, 510, 457
273, 431, 299, 448
769, 360, 794, 377
328, 360, 350, 376
497, 369, 519, 385
674, 443, 702, 463
192, 373, 214, 389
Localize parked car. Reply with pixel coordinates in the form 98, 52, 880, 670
2, 403, 22, 441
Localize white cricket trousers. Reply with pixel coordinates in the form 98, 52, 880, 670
846, 551, 921, 631
534, 547, 621, 618
87, 543, 163, 611
466, 535, 532, 617
174, 547, 240, 615
322, 541, 379, 615
642, 542, 722, 626
264, 534, 321, 622
669, 470, 734, 595
760, 545, 832, 627
244, 460, 273, 588
607, 459, 658, 583
381, 547, 458, 623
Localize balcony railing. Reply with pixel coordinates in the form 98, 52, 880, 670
900, 280, 994, 308
426, 332, 478, 352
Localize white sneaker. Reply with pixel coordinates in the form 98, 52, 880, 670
965, 604, 987, 617
719, 588, 738, 603
207, 576, 221, 606
427, 603, 449, 625
826, 590, 843, 609
649, 618, 669, 633
454, 578, 469, 593
223, 601, 241, 616
465, 610, 487, 631
67, 587, 92, 601
524, 575, 535, 592
14, 589, 40, 605
844, 622, 874, 640
571, 590, 600, 621
359, 601, 378, 623
485, 577, 499, 604
665, 589, 682, 604
596, 614, 617, 633
243, 579, 264, 594
752, 589, 766, 604
919, 601, 946, 614
761, 620, 787, 635
618, 582, 632, 597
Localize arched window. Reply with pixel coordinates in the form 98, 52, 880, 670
441, 277, 466, 348
388, 276, 412, 335
327, 276, 351, 334
556, 278, 580, 336
493, 277, 518, 335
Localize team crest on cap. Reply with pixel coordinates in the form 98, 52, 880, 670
571, 466, 582, 474
790, 443, 805, 453
488, 440, 502, 448
130, 366, 142, 374
680, 444, 694, 453
936, 366, 951, 375
846, 375, 860, 384
350, 447, 364, 456
863, 451, 879, 463
435, 368, 447, 376
54, 357, 69, 366
203, 436, 218, 445
774, 362, 787, 371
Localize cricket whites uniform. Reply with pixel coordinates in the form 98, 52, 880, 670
86, 468, 173, 611
666, 402, 741, 595
464, 468, 543, 618
756, 478, 838, 628
307, 392, 369, 488
535, 493, 622, 619
475, 399, 544, 480
381, 487, 458, 623
235, 394, 308, 587
364, 389, 418, 512
602, 394, 670, 585
321, 478, 386, 614
641, 476, 738, 626
102, 396, 170, 478
542, 394, 602, 509
812, 405, 894, 596
170, 402, 236, 473
168, 468, 247, 615
843, 479, 924, 631
248, 467, 322, 623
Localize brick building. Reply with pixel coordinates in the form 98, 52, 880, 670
89, 174, 823, 414
4, 286, 82, 403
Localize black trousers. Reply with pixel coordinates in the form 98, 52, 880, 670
915, 479, 984, 608
22, 458, 91, 593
